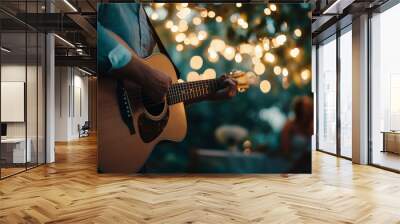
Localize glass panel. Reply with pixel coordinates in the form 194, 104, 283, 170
1, 31, 28, 177
27, 31, 38, 169
38, 32, 45, 165
339, 29, 352, 158
371, 4, 400, 171
317, 37, 337, 154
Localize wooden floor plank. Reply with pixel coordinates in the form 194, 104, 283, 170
0, 135, 400, 223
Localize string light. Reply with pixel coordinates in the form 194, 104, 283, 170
178, 20, 188, 32
223, 46, 235, 61
190, 56, 203, 70
290, 48, 300, 58
273, 66, 282, 75
210, 39, 226, 52
263, 52, 275, 63
255, 45, 263, 58
208, 50, 219, 63
216, 16, 223, 23
151, 12, 159, 20
165, 20, 173, 29
176, 44, 184, 52
301, 69, 311, 81
294, 28, 302, 37
175, 33, 186, 43
171, 25, 178, 32
192, 17, 202, 25
264, 8, 271, 15
203, 68, 217, 80
234, 53, 243, 63
200, 10, 208, 18
187, 71, 200, 82
260, 80, 271, 93
269, 4, 277, 12
208, 10, 216, 18
197, 30, 208, 41
282, 68, 289, 77
276, 34, 287, 46
254, 62, 265, 75
236, 3, 242, 7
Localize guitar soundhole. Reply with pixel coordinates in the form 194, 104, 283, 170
142, 93, 166, 116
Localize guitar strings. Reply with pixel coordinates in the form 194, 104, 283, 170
121, 79, 219, 108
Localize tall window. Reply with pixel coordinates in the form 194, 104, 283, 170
371, 3, 400, 171
339, 28, 352, 158
317, 36, 337, 154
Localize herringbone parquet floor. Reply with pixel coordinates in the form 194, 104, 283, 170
1, 135, 400, 224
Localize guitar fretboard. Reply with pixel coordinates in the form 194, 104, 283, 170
166, 79, 219, 105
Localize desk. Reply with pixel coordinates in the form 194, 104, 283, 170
1, 138, 31, 163
382, 131, 400, 154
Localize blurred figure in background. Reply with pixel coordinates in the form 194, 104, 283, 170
281, 96, 313, 173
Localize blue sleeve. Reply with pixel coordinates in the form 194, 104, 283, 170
97, 22, 132, 74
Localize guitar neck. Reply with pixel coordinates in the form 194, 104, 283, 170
166, 79, 219, 105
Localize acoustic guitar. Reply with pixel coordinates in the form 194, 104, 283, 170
98, 53, 249, 173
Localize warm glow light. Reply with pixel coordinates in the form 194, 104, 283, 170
187, 71, 200, 82
255, 45, 263, 58
260, 80, 271, 93
236, 3, 242, 7
176, 44, 184, 52
273, 66, 282, 75
264, 8, 271, 15
200, 10, 208, 18
151, 13, 159, 20
223, 46, 235, 61
165, 20, 173, 29
171, 25, 178, 33
203, 68, 217, 80
234, 53, 243, 63
208, 50, 219, 63
210, 39, 226, 52
216, 16, 223, 23
301, 69, 311, 81
208, 10, 216, 18
192, 17, 202, 25
264, 52, 275, 63
263, 38, 270, 51
189, 33, 199, 46
183, 38, 191, 45
155, 3, 165, 8
269, 4, 277, 11
239, 43, 254, 55
276, 34, 287, 46
294, 28, 302, 37
178, 20, 188, 32
197, 30, 208, 41
282, 68, 289, 77
177, 7, 191, 19
175, 33, 186, 43
190, 56, 203, 70
290, 48, 300, 58
254, 62, 266, 75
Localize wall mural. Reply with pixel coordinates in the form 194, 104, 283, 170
97, 3, 312, 173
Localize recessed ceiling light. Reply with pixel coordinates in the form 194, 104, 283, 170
54, 34, 75, 48
63, 0, 78, 12
1, 47, 11, 53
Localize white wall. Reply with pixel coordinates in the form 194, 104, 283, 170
55, 67, 89, 141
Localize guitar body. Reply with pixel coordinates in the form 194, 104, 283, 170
98, 54, 187, 173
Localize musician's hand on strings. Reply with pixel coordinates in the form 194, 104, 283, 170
208, 75, 238, 101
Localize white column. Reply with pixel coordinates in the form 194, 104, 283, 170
46, 32, 55, 163
352, 14, 369, 164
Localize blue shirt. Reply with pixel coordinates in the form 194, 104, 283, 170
97, 3, 156, 74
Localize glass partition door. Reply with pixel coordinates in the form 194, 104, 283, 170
339, 29, 352, 158
317, 36, 337, 154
